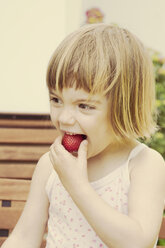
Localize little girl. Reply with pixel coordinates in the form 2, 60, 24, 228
2, 23, 165, 248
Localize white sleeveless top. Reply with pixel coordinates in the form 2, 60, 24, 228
45, 143, 157, 248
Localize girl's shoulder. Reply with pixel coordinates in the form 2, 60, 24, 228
128, 145, 165, 244
131, 144, 165, 167
130, 144, 165, 186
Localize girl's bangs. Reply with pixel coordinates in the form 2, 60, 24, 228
47, 45, 111, 95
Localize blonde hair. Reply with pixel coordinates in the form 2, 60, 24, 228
46, 23, 157, 141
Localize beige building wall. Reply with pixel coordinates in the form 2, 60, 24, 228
81, 0, 165, 55
0, 0, 82, 114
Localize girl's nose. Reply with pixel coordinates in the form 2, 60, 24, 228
58, 108, 75, 125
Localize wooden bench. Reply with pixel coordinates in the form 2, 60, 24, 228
0, 113, 165, 247
0, 113, 58, 247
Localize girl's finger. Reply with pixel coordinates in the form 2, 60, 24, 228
54, 135, 76, 159
49, 150, 55, 165
51, 136, 74, 163
78, 140, 88, 165
50, 136, 64, 154
53, 135, 66, 153
54, 135, 63, 145
50, 145, 57, 160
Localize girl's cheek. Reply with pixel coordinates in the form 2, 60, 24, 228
86, 138, 96, 159
50, 114, 58, 129
50, 108, 59, 121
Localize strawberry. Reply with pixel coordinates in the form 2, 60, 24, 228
62, 133, 86, 152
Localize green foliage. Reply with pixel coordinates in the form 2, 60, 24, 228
157, 239, 165, 246
142, 50, 165, 159
147, 52, 165, 246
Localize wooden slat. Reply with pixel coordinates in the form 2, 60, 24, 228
0, 179, 30, 201
159, 217, 165, 239
0, 162, 35, 179
0, 238, 46, 247
0, 145, 50, 161
0, 128, 58, 144
0, 119, 53, 128
0, 207, 24, 229
0, 200, 25, 208
0, 237, 6, 246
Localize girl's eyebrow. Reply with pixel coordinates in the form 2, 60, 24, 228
74, 98, 101, 104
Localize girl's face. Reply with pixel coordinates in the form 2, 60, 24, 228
49, 87, 115, 159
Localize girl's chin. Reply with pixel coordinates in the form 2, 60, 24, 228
87, 149, 100, 160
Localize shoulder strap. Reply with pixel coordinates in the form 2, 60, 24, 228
127, 143, 146, 161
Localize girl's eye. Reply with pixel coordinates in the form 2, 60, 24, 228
50, 97, 62, 105
79, 103, 95, 110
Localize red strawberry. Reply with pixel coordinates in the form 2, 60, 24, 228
62, 133, 86, 152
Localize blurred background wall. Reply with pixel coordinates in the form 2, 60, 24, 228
0, 0, 165, 114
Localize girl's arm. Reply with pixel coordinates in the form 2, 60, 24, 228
1, 152, 52, 248
50, 137, 165, 248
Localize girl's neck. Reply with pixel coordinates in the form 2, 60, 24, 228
89, 138, 138, 160
87, 139, 139, 182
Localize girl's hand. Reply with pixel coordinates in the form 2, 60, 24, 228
49, 136, 89, 190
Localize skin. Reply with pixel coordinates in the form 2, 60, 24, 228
2, 87, 165, 248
